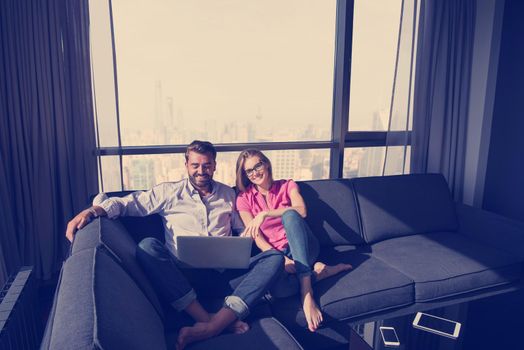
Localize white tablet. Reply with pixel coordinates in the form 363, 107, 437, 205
412, 312, 461, 339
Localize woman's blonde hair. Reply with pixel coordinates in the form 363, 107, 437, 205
235, 149, 273, 192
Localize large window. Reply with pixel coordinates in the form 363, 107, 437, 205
112, 0, 336, 146
90, 0, 418, 191
349, 0, 417, 132
349, 0, 403, 131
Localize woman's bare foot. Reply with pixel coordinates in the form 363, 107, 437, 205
313, 262, 352, 282
302, 293, 323, 332
177, 322, 219, 350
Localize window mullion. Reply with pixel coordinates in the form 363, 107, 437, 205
330, 0, 354, 179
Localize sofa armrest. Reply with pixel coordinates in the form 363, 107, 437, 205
455, 202, 524, 259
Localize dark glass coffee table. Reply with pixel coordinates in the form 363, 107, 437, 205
348, 304, 467, 350
346, 288, 524, 350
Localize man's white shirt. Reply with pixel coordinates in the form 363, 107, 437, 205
93, 178, 244, 256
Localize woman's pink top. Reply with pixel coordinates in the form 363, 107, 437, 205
236, 179, 298, 251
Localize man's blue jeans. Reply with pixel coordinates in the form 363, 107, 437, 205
136, 237, 284, 320
270, 210, 320, 298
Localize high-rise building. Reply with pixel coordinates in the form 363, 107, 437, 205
154, 81, 164, 131
273, 150, 298, 179
127, 158, 155, 189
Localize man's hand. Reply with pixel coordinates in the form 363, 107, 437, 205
244, 211, 267, 238
284, 256, 296, 274
65, 207, 102, 242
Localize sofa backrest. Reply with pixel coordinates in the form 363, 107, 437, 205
352, 174, 459, 244
104, 191, 165, 243
298, 179, 365, 246
72, 217, 164, 319
46, 246, 167, 350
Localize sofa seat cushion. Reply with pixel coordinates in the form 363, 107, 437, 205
271, 246, 414, 326
165, 318, 303, 350
49, 246, 167, 350
72, 217, 164, 318
370, 232, 523, 301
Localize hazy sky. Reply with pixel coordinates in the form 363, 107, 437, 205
112, 0, 336, 130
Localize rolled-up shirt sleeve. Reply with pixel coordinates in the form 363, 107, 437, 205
95, 183, 169, 219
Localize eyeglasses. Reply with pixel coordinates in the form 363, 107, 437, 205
244, 161, 265, 177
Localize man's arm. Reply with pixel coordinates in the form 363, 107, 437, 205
65, 183, 170, 242
65, 205, 106, 242
231, 207, 245, 236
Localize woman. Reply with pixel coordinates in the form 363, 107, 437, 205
235, 149, 352, 332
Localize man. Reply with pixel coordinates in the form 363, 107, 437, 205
66, 140, 284, 349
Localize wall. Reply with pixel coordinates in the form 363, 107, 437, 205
464, 1, 524, 349
482, 0, 524, 222
463, 0, 504, 207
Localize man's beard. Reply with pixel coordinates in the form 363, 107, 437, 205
190, 173, 212, 188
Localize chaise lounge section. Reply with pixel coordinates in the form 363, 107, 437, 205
272, 174, 524, 348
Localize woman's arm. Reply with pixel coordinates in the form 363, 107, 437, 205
238, 210, 274, 252
241, 187, 307, 241
258, 187, 307, 220
239, 210, 296, 273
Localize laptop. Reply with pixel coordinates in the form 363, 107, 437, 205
176, 236, 253, 269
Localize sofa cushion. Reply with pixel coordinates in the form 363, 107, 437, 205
352, 174, 458, 244
72, 217, 164, 318
171, 318, 303, 350
370, 232, 523, 301
271, 246, 414, 326
298, 179, 364, 246
48, 247, 167, 350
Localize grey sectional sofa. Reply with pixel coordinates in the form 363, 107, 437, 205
41, 174, 524, 349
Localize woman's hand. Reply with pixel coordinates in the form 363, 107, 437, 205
244, 211, 267, 238
284, 256, 296, 274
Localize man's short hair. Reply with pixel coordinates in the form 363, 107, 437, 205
185, 140, 217, 161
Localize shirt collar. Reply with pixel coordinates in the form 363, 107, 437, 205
251, 181, 277, 195
186, 178, 216, 196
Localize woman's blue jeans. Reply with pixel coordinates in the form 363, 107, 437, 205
282, 210, 320, 278
136, 237, 284, 320
270, 210, 320, 298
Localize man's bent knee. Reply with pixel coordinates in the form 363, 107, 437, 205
137, 237, 165, 256
261, 250, 285, 268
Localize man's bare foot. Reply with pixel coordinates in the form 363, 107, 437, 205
302, 293, 323, 332
313, 261, 352, 282
177, 322, 219, 350
228, 319, 250, 334
209, 313, 249, 334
